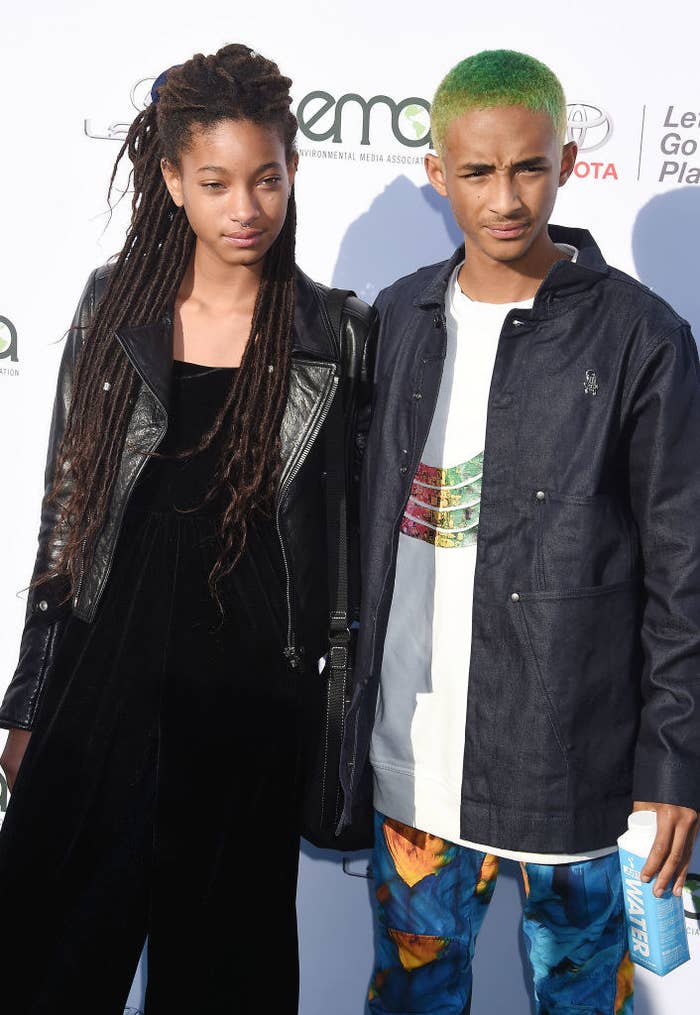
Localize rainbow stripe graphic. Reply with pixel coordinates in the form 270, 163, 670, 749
400, 452, 483, 549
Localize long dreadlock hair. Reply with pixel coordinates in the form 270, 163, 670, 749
46, 43, 298, 599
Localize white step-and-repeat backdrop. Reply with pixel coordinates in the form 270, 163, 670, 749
1, 2, 699, 1012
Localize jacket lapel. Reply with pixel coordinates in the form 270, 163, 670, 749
278, 359, 336, 488
115, 319, 172, 413
278, 270, 340, 484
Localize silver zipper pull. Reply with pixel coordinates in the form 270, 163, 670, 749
284, 646, 301, 669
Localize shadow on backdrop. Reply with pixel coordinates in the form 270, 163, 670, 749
630, 187, 700, 1015
332, 175, 462, 301
632, 187, 700, 338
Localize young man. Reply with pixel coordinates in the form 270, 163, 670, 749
339, 50, 700, 1012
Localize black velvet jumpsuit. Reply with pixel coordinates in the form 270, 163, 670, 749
0, 360, 304, 1014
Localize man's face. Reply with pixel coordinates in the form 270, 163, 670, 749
425, 105, 577, 265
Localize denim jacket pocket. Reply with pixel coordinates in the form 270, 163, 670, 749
512, 579, 642, 801
534, 492, 636, 592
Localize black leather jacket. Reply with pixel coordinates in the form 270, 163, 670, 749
1, 265, 377, 730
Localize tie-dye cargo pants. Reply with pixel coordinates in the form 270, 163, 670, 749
369, 812, 633, 1014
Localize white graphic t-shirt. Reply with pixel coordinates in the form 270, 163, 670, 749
370, 248, 616, 864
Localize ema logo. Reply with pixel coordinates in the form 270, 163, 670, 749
87, 80, 435, 150
566, 102, 618, 181
297, 91, 432, 148
0, 316, 18, 363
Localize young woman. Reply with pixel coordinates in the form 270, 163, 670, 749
0, 43, 375, 1014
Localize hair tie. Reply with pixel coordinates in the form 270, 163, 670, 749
151, 65, 182, 105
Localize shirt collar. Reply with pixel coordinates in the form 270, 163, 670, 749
414, 225, 609, 310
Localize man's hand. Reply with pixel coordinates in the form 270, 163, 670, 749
0, 729, 32, 792
634, 801, 699, 897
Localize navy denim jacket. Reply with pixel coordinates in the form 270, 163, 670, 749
340, 225, 700, 854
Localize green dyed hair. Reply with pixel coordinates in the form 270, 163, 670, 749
431, 49, 567, 154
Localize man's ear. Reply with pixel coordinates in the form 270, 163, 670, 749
161, 158, 184, 207
559, 142, 578, 187
425, 152, 448, 197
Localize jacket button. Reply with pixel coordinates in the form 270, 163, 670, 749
38, 599, 49, 612
413, 392, 422, 400
536, 490, 546, 502
399, 465, 408, 475
510, 592, 521, 603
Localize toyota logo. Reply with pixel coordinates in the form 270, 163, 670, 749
566, 103, 613, 153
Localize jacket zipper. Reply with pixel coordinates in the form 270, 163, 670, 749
73, 538, 87, 607
276, 372, 339, 669
75, 344, 169, 617
76, 424, 166, 616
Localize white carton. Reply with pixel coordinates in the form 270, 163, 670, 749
617, 810, 690, 975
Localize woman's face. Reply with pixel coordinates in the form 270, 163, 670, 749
161, 118, 297, 272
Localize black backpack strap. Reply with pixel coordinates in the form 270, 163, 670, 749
324, 288, 353, 633
320, 287, 354, 830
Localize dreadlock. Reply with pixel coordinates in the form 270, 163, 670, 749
46, 43, 297, 599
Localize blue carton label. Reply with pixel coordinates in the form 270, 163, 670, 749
618, 847, 690, 976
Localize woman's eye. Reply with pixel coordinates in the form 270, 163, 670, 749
259, 175, 282, 186
202, 181, 225, 190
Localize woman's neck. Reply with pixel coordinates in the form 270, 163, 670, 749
178, 249, 262, 315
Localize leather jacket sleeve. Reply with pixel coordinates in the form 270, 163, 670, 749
625, 322, 700, 810
0, 270, 100, 730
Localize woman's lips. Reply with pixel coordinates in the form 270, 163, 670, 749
222, 230, 264, 248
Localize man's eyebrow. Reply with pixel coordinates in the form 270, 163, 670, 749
513, 156, 550, 169
456, 157, 551, 173
457, 162, 495, 173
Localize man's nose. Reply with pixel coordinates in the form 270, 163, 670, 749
488, 173, 524, 217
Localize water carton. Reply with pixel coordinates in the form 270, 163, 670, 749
617, 810, 690, 975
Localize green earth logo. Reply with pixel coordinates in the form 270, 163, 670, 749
399, 104, 431, 142
683, 874, 700, 920
0, 316, 18, 362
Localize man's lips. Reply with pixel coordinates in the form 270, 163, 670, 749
484, 221, 529, 239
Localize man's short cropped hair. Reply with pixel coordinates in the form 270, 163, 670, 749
430, 49, 567, 155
